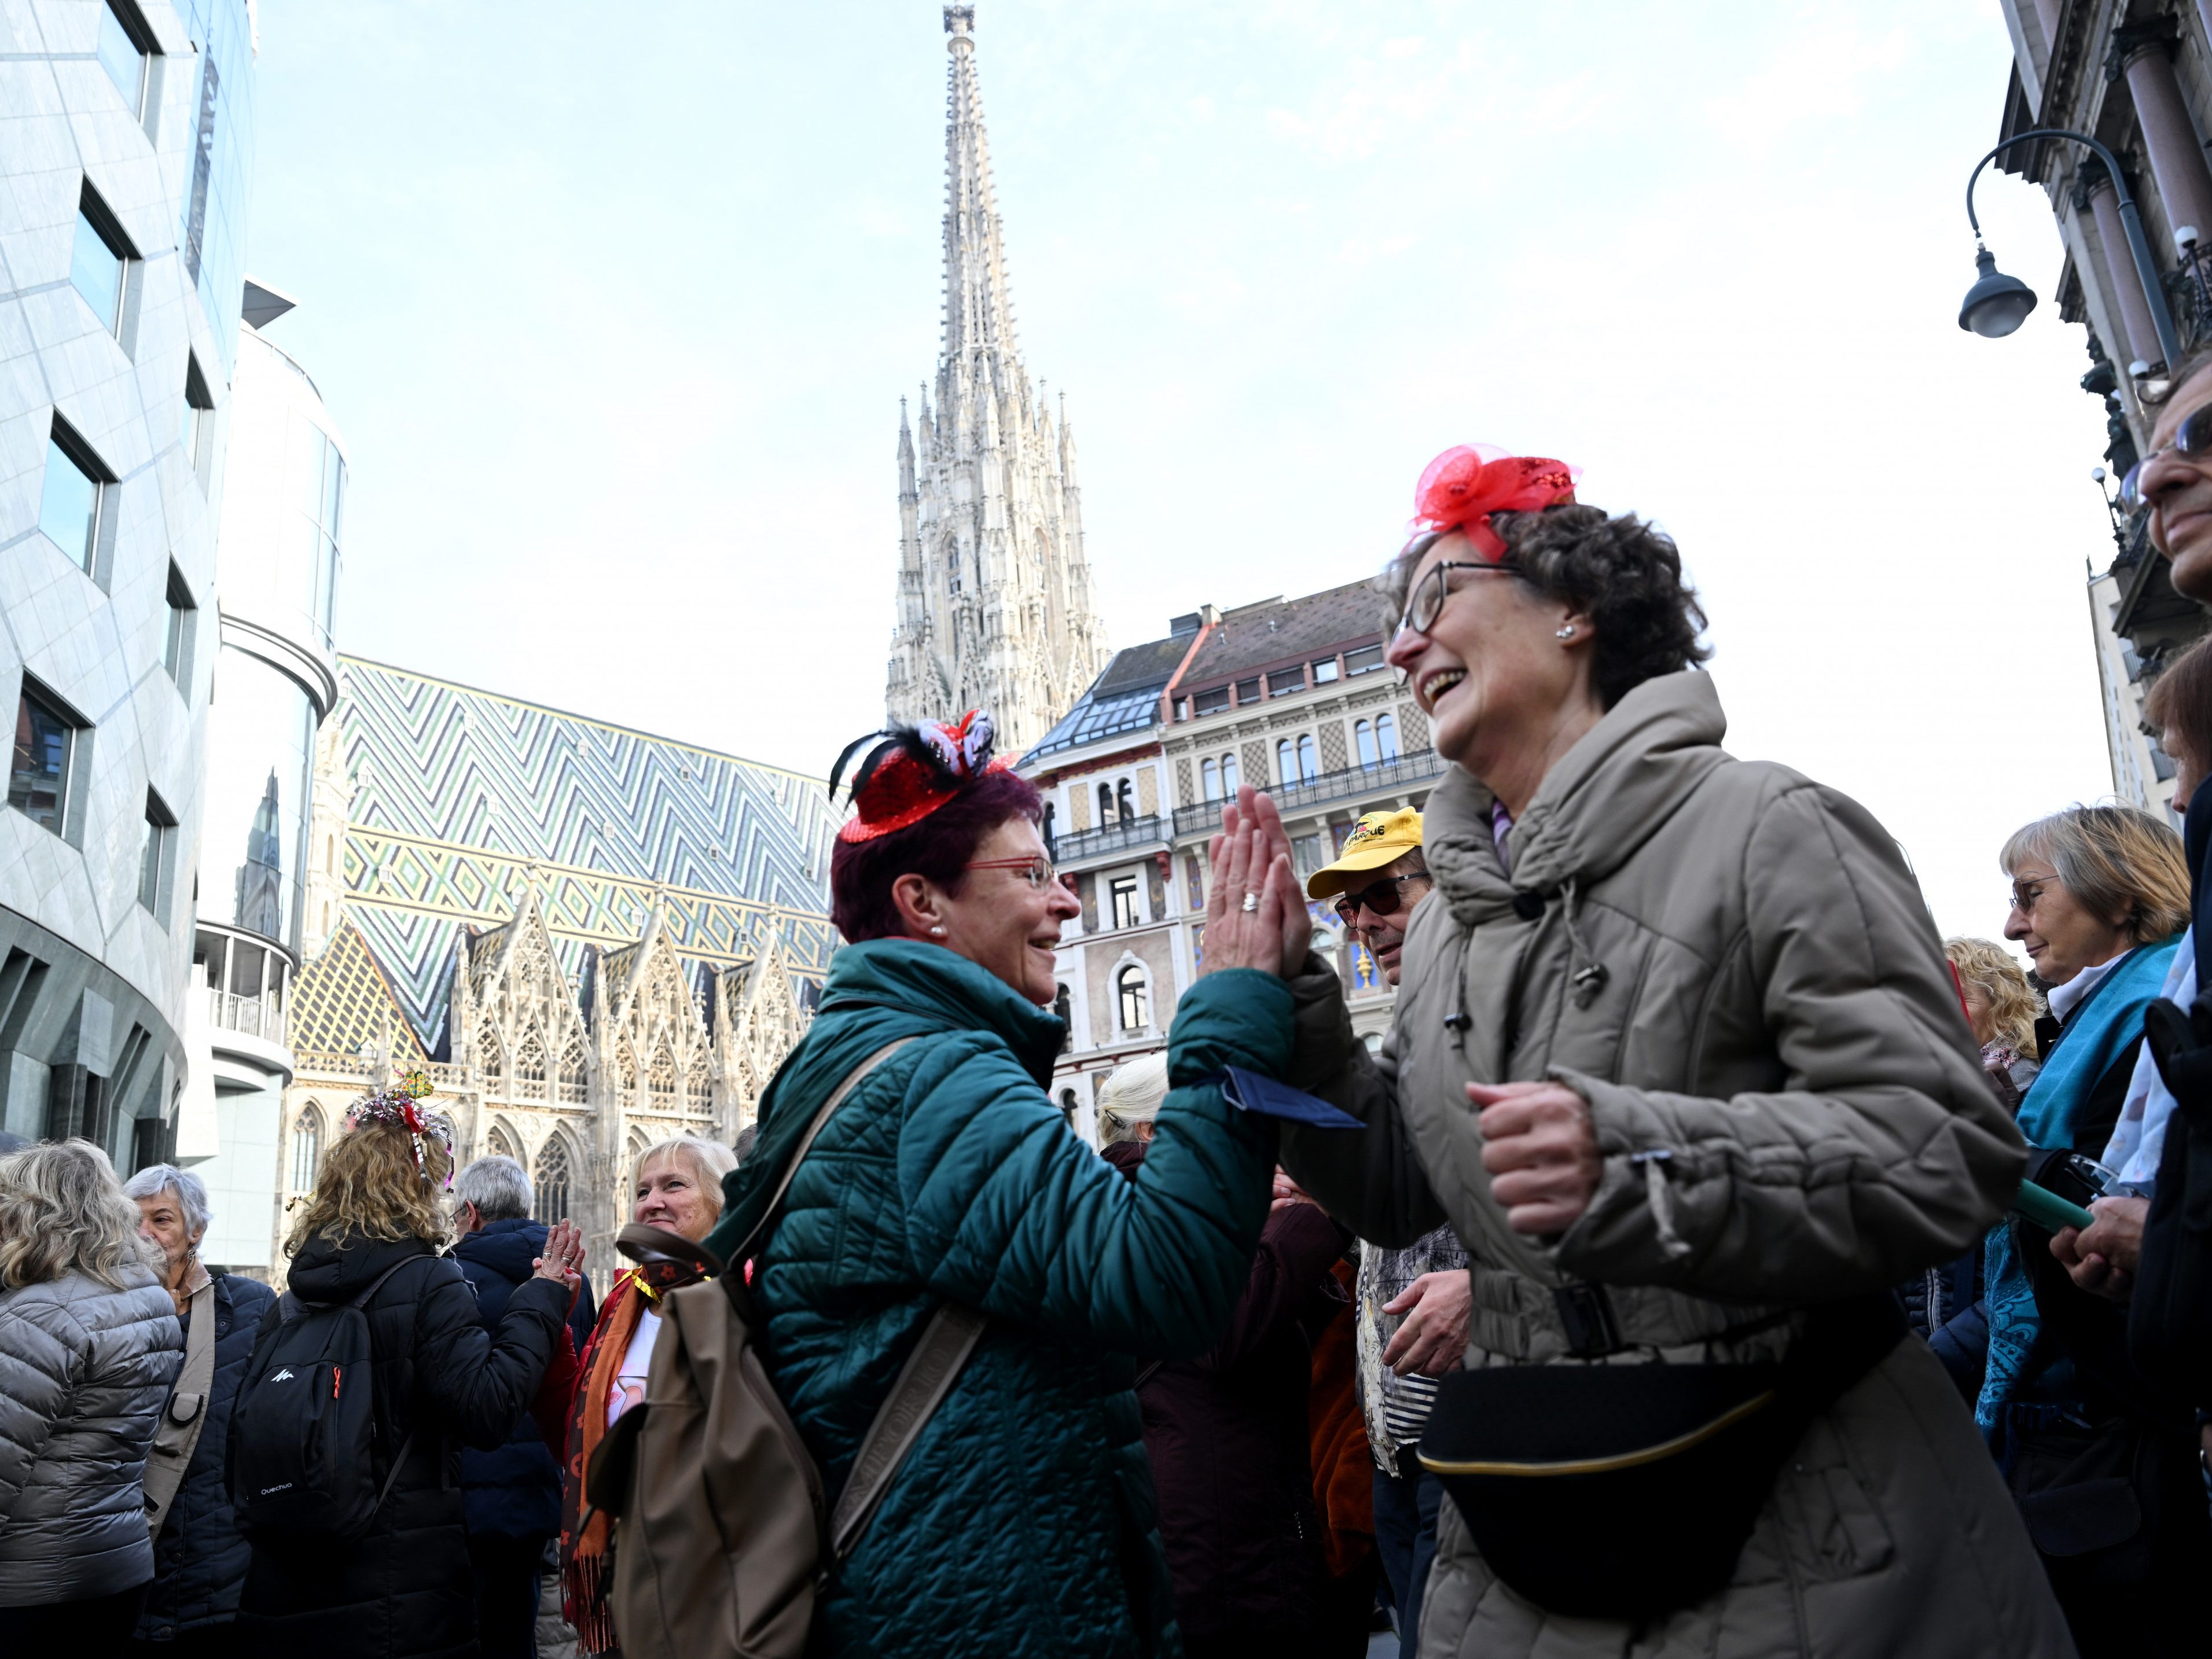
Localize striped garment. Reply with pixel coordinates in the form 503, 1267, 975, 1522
1354, 1222, 1470, 1476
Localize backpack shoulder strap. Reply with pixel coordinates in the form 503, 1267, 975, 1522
829, 1300, 987, 1561
732, 1037, 916, 1265
346, 1254, 428, 1311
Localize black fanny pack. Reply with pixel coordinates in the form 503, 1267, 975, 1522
1415, 1289, 1905, 1621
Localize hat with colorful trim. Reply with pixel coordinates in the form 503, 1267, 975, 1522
827, 710, 1004, 843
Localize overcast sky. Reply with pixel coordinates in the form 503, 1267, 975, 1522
243, 0, 2120, 946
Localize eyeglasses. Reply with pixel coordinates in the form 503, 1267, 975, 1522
1395, 560, 1526, 638
1332, 873, 1429, 926
2008, 878, 2049, 914
2120, 402, 2212, 514
966, 856, 1058, 890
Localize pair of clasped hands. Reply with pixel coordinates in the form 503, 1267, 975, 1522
1200, 785, 1603, 1244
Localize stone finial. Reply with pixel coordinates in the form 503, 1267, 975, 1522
945, 6, 975, 38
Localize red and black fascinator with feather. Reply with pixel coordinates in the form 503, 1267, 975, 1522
828, 710, 1005, 843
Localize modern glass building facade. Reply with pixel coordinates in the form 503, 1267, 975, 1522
0, 0, 258, 1171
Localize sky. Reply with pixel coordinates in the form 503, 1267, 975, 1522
240, 0, 2123, 946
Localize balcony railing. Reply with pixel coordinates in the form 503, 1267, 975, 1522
206, 985, 285, 1043
1171, 748, 1447, 838
1051, 813, 1167, 865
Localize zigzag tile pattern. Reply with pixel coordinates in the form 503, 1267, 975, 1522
333, 657, 838, 1044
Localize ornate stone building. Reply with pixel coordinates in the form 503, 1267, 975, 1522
259, 656, 831, 1285
884, 6, 1110, 753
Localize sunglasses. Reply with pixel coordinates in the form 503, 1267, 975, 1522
1395, 560, 1527, 638
1332, 873, 1427, 926
2119, 401, 2212, 514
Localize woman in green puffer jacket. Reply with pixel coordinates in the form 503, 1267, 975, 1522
703, 717, 1310, 1659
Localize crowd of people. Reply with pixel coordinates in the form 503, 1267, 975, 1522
10, 388, 2212, 1658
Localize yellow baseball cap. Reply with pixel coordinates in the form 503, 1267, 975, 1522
1306, 808, 1424, 900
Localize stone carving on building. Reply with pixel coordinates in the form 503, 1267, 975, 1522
885, 5, 1110, 753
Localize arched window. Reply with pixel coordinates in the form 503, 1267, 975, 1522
1116, 779, 1134, 822
513, 1030, 546, 1102
1221, 753, 1238, 793
290, 1103, 323, 1191
557, 1033, 587, 1104
686, 1063, 712, 1116
1116, 966, 1149, 1031
1297, 735, 1317, 782
612, 1039, 637, 1107
487, 1123, 519, 1163
1201, 758, 1219, 801
1376, 713, 1398, 762
533, 1136, 572, 1226
649, 1043, 677, 1111
1276, 740, 1295, 784
1355, 719, 1378, 768
1097, 782, 1115, 826
476, 1031, 502, 1098
1053, 984, 1072, 1054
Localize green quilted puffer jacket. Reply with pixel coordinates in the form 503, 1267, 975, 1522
702, 939, 1293, 1659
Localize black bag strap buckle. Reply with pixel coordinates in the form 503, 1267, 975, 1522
1553, 1280, 1624, 1358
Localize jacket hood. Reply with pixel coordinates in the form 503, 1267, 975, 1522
817, 938, 1066, 1087
1101, 1139, 1145, 1179
286, 1233, 435, 1303
453, 1217, 547, 1284
1427, 670, 1732, 928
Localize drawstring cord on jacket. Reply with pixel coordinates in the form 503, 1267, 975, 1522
1560, 878, 1610, 1009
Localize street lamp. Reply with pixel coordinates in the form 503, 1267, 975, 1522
1960, 127, 2184, 369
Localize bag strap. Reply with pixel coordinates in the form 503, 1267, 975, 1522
143, 1277, 218, 1537
829, 1300, 988, 1560
732, 1038, 916, 1266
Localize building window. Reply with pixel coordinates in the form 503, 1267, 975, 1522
1267, 667, 1306, 698
1053, 984, 1072, 1053
38, 426, 105, 573
1042, 800, 1057, 855
1118, 778, 1134, 822
296, 422, 346, 646
1117, 966, 1149, 1031
1343, 644, 1386, 676
291, 1103, 324, 1192
487, 1123, 519, 1163
1276, 736, 1318, 785
1221, 752, 1239, 794
1174, 698, 1189, 722
687, 1066, 712, 1115
534, 1136, 572, 1226
514, 1031, 547, 1101
558, 1033, 587, 1104
1375, 713, 1398, 762
10, 686, 75, 836
476, 1031, 502, 1098
1098, 781, 1116, 826
1355, 719, 1379, 767
1293, 833, 1325, 882
138, 791, 174, 918
649, 1044, 677, 1110
71, 186, 131, 334
1193, 684, 1232, 716
97, 2, 151, 116
1185, 852, 1204, 910
1109, 874, 1139, 929
163, 564, 196, 686
1299, 734, 1317, 780
1311, 657, 1340, 684
180, 353, 212, 479
1201, 757, 1219, 801
1235, 678, 1261, 705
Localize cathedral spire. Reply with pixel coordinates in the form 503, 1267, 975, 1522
939, 6, 1019, 390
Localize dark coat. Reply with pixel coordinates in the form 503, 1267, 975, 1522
451, 1220, 597, 1542
234, 1234, 567, 1659
137, 1270, 277, 1639
1105, 1140, 1346, 1649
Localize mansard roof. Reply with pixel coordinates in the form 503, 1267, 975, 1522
1176, 582, 1388, 687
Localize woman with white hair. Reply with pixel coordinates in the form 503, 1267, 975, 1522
0, 1139, 183, 1649
120, 1162, 277, 1655
1100, 1054, 1351, 1659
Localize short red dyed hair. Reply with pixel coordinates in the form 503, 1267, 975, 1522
829, 767, 1043, 943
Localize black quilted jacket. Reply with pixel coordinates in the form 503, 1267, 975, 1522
137, 1270, 277, 1638
233, 1233, 566, 1659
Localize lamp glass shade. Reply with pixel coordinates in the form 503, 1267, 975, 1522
1960, 249, 2038, 337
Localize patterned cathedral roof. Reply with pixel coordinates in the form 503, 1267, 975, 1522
288, 918, 431, 1068
331, 656, 839, 1047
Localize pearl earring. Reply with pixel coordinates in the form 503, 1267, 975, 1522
1555, 625, 1575, 639
930, 925, 947, 936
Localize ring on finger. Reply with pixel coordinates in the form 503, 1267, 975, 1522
1241, 892, 1261, 912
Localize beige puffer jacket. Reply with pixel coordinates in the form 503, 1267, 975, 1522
1278, 670, 2072, 1658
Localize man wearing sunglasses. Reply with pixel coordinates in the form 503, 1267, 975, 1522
2129, 354, 2212, 603
1305, 808, 1463, 1653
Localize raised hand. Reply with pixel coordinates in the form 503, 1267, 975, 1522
532, 1217, 585, 1288
1200, 786, 1302, 979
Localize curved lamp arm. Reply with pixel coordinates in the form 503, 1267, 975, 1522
1968, 127, 2182, 366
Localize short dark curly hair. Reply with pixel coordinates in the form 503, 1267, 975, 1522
1383, 505, 1711, 708
829, 766, 1043, 943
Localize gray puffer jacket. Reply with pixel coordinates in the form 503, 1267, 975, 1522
1278, 671, 2071, 1659
0, 1262, 182, 1605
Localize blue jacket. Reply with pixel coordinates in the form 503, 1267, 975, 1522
134, 1270, 274, 1638
453, 1218, 598, 1540
703, 939, 1294, 1659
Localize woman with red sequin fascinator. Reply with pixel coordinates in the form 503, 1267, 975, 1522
1260, 447, 2068, 1657
683, 712, 1324, 1653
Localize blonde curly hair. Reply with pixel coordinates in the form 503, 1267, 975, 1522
1943, 937, 2043, 1055
286, 1109, 457, 1257
0, 1139, 159, 1291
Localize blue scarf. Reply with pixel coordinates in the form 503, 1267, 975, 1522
1976, 937, 2180, 1435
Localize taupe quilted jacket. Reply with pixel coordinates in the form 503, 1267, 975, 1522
0, 1263, 181, 1605
1278, 670, 2073, 1658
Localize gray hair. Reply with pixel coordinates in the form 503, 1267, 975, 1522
633, 1135, 738, 1223
121, 1162, 211, 1239
1097, 1053, 1170, 1146
453, 1154, 532, 1223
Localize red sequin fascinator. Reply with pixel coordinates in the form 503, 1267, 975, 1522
1412, 444, 1579, 560
829, 710, 1004, 844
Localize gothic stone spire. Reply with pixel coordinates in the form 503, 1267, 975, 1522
884, 5, 1111, 754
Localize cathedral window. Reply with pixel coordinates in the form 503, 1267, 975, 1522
290, 1103, 323, 1192
649, 1044, 677, 1112
514, 1031, 547, 1102
613, 1040, 637, 1105
1116, 966, 1149, 1031
476, 1032, 503, 1099
533, 1136, 572, 1226
487, 1123, 519, 1163
687, 1065, 712, 1116
558, 1035, 587, 1104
